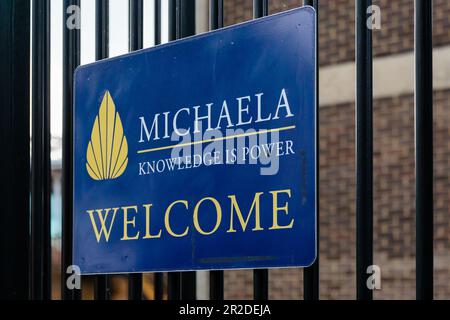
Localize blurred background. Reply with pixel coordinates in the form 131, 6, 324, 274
46, 0, 450, 299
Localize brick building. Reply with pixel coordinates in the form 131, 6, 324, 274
221, 0, 450, 300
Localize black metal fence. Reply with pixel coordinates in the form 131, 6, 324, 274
0, 0, 433, 300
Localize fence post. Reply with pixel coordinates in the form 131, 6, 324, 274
129, 0, 144, 51
155, 0, 162, 45
31, 0, 52, 300
0, 0, 31, 300
176, 0, 196, 39
253, 0, 268, 18
94, 0, 112, 300
62, 0, 81, 300
167, 0, 181, 300
176, 0, 197, 300
207, 0, 225, 302
355, 0, 373, 301
252, 0, 269, 301
415, 0, 433, 301
209, 0, 223, 29
153, 0, 164, 301
127, 0, 144, 301
303, 0, 320, 301
96, 0, 109, 61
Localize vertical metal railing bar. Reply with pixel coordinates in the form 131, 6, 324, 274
31, 0, 52, 301
355, 0, 373, 301
303, 0, 320, 301
176, 0, 196, 38
94, 0, 111, 300
415, 0, 434, 301
160, 0, 197, 301
0, 0, 31, 300
168, 272, 181, 300
154, 273, 164, 300
127, 0, 144, 301
168, 0, 177, 41
152, 0, 164, 301
95, 0, 109, 61
128, 275, 143, 300
94, 276, 111, 300
181, 272, 197, 300
155, 0, 162, 45
175, 0, 182, 39
253, 0, 269, 18
209, 0, 224, 301
252, 0, 269, 301
209, 0, 223, 29
62, 0, 82, 301
166, 0, 181, 301
176, 0, 197, 300
129, 0, 144, 51
253, 269, 269, 301
209, 270, 224, 301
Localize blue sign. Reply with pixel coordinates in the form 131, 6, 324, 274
73, 7, 316, 274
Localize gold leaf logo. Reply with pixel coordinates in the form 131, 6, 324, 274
86, 91, 128, 180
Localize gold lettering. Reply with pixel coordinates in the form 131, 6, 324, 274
121, 206, 140, 240
227, 193, 264, 233
87, 208, 119, 243
143, 204, 162, 239
193, 197, 222, 235
165, 200, 189, 238
269, 189, 294, 230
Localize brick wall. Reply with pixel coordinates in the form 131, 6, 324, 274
224, 0, 450, 66
222, 1, 450, 300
